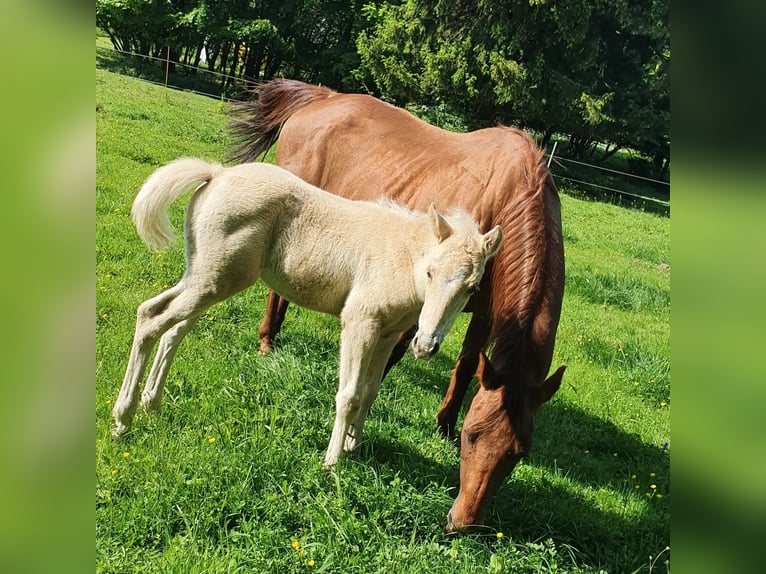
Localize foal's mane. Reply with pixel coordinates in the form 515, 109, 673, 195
488, 128, 560, 368
376, 198, 478, 234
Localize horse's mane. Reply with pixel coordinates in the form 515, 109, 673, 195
488, 128, 560, 371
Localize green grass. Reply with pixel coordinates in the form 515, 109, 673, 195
96, 68, 670, 573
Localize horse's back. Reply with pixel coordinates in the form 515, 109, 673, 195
277, 95, 544, 230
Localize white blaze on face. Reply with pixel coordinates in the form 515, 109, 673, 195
412, 263, 477, 359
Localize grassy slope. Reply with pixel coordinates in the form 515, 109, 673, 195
96, 69, 670, 573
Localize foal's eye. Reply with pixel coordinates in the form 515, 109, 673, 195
426, 268, 433, 280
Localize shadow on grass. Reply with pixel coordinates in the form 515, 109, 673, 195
354, 384, 668, 572
228, 307, 668, 570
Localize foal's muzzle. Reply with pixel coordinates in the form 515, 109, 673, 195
411, 334, 440, 359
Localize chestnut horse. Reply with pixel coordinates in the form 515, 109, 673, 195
229, 79, 566, 531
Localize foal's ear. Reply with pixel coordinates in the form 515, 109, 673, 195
481, 226, 504, 259
428, 203, 453, 243
476, 351, 498, 389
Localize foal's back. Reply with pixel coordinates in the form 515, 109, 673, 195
195, 162, 423, 316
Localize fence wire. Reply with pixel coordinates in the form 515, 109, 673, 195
96, 43, 670, 208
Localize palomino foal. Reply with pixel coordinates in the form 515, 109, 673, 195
111, 158, 503, 466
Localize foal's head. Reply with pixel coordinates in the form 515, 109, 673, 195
411, 205, 503, 359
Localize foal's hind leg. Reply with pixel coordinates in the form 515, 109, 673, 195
111, 285, 222, 436
140, 317, 199, 412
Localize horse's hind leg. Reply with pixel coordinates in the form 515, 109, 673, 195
258, 291, 290, 354
111, 285, 221, 436
140, 316, 199, 412
436, 313, 491, 438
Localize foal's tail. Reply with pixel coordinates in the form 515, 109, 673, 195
131, 158, 223, 251
228, 79, 336, 163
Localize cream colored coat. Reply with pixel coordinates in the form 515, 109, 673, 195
112, 158, 503, 465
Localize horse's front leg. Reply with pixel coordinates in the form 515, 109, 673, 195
324, 316, 378, 467
436, 312, 491, 438
381, 325, 417, 380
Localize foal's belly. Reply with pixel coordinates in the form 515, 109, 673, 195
260, 266, 348, 317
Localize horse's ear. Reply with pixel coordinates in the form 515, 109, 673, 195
476, 351, 498, 389
481, 226, 504, 259
534, 365, 565, 406
428, 203, 453, 243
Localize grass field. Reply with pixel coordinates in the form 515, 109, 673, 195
96, 68, 670, 573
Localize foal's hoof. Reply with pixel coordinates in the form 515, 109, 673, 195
111, 422, 131, 438
140, 394, 161, 413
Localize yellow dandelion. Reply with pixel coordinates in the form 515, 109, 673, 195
631, 474, 637, 480
122, 451, 130, 459
656, 494, 663, 499
208, 437, 216, 444
635, 485, 640, 489
496, 532, 504, 539
633, 381, 639, 387
660, 401, 667, 407
307, 559, 315, 567
650, 472, 656, 477
299, 549, 306, 557
291, 538, 300, 550
111, 469, 118, 476
650, 484, 657, 490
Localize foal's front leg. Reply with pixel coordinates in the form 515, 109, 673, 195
343, 334, 399, 453
324, 316, 379, 467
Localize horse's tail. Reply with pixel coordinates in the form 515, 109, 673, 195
131, 157, 223, 251
228, 79, 336, 163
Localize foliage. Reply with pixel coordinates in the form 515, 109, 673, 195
96, 0, 368, 89
97, 70, 669, 573
356, 0, 669, 176
96, 1, 669, 177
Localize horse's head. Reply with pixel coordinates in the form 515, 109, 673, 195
445, 353, 566, 532
412, 205, 503, 359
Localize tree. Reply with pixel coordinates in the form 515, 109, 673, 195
356, 0, 669, 170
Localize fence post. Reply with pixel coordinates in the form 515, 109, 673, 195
164, 46, 170, 92
547, 141, 558, 168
